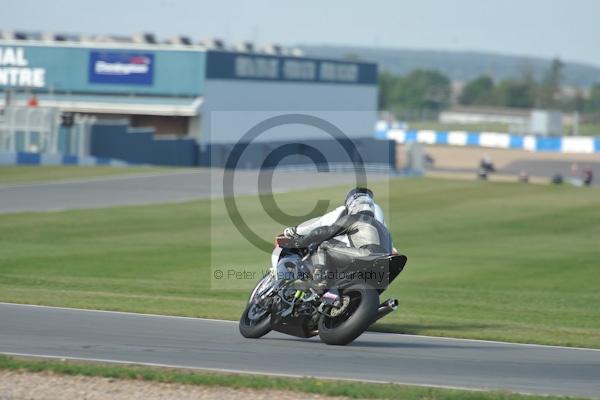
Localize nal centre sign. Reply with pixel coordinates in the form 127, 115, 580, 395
0, 47, 46, 88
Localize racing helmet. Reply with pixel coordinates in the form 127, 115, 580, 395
345, 187, 375, 216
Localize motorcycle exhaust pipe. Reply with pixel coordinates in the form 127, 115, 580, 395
374, 298, 399, 322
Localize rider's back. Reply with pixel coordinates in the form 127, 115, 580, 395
337, 212, 392, 254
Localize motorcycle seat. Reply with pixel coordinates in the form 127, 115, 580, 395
352, 253, 389, 263
351, 253, 407, 272
352, 253, 403, 264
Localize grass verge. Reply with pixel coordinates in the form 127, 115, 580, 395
407, 121, 511, 133
0, 355, 581, 400
1, 178, 599, 348
0, 166, 176, 185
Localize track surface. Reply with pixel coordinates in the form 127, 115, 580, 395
0, 169, 388, 213
429, 160, 600, 185
1, 303, 599, 398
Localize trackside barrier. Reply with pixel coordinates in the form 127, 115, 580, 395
375, 129, 600, 154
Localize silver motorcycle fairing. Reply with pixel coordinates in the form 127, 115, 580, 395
248, 274, 274, 303
251, 246, 301, 304
275, 253, 306, 282
270, 246, 283, 270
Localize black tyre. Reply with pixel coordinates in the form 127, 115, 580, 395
239, 275, 272, 338
239, 301, 272, 338
318, 284, 379, 345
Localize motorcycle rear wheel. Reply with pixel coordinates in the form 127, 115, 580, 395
318, 283, 379, 345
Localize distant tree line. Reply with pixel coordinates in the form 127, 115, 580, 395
378, 70, 451, 119
378, 58, 600, 117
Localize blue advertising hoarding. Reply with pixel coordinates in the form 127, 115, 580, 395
0, 43, 205, 95
205, 51, 377, 85
89, 51, 154, 85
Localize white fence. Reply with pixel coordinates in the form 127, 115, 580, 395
0, 106, 96, 156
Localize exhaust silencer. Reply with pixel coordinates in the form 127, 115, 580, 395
374, 298, 398, 322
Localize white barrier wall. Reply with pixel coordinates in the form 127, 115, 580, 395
376, 128, 600, 154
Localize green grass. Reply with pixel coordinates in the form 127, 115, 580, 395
0, 166, 176, 185
409, 121, 600, 136
407, 121, 511, 133
0, 355, 581, 400
566, 122, 600, 137
1, 179, 599, 348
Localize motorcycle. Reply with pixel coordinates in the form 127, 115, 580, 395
239, 235, 407, 345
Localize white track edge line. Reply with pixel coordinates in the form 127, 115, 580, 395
0, 169, 202, 189
1, 351, 548, 397
0, 302, 236, 324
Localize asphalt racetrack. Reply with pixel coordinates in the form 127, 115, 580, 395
1, 303, 599, 398
0, 169, 389, 213
1, 161, 594, 214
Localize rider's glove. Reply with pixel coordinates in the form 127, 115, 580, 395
307, 242, 320, 254
276, 235, 293, 248
283, 226, 298, 239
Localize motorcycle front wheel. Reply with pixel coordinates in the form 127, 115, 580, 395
318, 283, 379, 345
239, 275, 273, 339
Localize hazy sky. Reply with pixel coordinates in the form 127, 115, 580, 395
2, 0, 599, 66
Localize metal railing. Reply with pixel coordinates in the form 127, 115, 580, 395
0, 106, 96, 156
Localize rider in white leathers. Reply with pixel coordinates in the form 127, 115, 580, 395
279, 188, 394, 302
285, 196, 388, 246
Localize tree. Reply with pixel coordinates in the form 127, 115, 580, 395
569, 90, 587, 113
459, 75, 495, 105
391, 69, 451, 112
343, 53, 361, 61
538, 57, 564, 108
587, 83, 600, 112
494, 79, 536, 109
377, 71, 399, 110
377, 69, 451, 118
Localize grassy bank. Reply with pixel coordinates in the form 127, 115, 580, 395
0, 166, 174, 185
408, 121, 600, 136
0, 178, 599, 347
407, 121, 510, 133
0, 355, 581, 400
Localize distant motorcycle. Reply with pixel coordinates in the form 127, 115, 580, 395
239, 235, 407, 345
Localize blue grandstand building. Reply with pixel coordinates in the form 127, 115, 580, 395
0, 33, 388, 167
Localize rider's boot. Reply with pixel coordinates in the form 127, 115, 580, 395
321, 288, 341, 307
311, 264, 328, 293
312, 265, 341, 307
